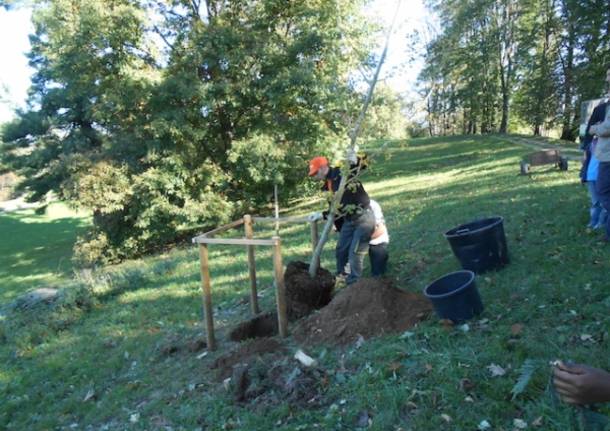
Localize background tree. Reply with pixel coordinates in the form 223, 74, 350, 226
1, 0, 376, 264
418, 0, 610, 138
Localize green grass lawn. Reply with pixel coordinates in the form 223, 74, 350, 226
1, 135, 608, 430
0, 202, 90, 303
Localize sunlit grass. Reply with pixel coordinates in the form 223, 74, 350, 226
0, 202, 90, 303
1, 135, 607, 430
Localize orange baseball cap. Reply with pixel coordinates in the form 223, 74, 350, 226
308, 156, 328, 176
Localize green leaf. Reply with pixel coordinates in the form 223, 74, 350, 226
511, 359, 537, 400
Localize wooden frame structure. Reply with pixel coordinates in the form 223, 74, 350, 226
192, 214, 320, 351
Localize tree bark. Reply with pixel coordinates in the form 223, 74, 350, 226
559, 1, 576, 141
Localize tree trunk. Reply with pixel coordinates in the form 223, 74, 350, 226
560, 4, 576, 141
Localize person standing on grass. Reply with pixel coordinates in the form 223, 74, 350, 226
368, 199, 389, 277
308, 151, 375, 285
587, 66, 610, 240
580, 137, 608, 229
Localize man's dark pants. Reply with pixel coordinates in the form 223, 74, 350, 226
336, 208, 375, 284
596, 161, 610, 239
369, 243, 389, 276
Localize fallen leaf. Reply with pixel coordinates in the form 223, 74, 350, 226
129, 413, 140, 423
532, 416, 543, 427
487, 363, 506, 377
580, 334, 594, 342
459, 378, 475, 391
441, 414, 452, 423
513, 418, 527, 429
405, 401, 418, 410
439, 319, 454, 329
478, 419, 491, 430
464, 396, 474, 402
387, 362, 402, 373
424, 363, 433, 372
356, 410, 371, 428
459, 324, 470, 332
83, 389, 95, 402
511, 323, 524, 336
355, 335, 365, 349
400, 330, 415, 339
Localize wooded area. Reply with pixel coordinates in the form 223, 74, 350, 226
419, 0, 609, 138
1, 0, 609, 265
0, 0, 405, 264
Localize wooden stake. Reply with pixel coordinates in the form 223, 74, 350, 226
310, 220, 320, 271
272, 236, 288, 337
198, 244, 216, 351
243, 214, 259, 315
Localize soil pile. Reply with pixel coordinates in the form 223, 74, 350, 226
210, 339, 325, 407
211, 338, 286, 381
293, 278, 432, 346
284, 261, 335, 320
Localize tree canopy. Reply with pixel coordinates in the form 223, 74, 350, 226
2, 0, 394, 264
419, 0, 610, 138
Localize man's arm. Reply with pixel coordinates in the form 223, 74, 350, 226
591, 116, 610, 137
371, 223, 387, 240
553, 361, 610, 405
585, 103, 608, 145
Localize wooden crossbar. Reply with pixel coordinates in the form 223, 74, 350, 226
253, 215, 311, 224
191, 218, 245, 243
193, 237, 276, 246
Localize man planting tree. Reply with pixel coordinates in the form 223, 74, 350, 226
308, 149, 375, 285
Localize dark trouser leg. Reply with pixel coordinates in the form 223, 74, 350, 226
346, 209, 375, 285
336, 219, 355, 275
595, 162, 610, 239
369, 243, 389, 276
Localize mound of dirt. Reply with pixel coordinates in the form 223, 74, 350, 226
211, 338, 286, 381
293, 278, 432, 346
284, 261, 335, 320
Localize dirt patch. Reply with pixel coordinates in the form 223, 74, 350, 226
157, 333, 206, 357
228, 312, 278, 342
211, 338, 286, 381
293, 278, 432, 346
236, 361, 327, 408
225, 261, 333, 342
216, 354, 327, 408
285, 261, 335, 320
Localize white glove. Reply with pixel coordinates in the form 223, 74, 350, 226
307, 211, 323, 222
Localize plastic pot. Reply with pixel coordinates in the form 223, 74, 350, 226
423, 270, 483, 322
444, 216, 509, 274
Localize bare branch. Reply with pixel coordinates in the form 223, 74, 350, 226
153, 25, 174, 50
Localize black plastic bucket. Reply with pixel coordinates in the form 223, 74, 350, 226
423, 270, 483, 322
444, 216, 509, 274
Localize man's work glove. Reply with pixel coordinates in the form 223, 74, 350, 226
307, 211, 323, 222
